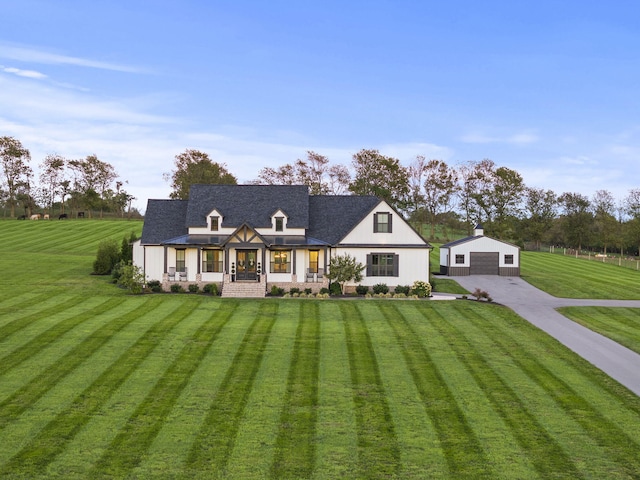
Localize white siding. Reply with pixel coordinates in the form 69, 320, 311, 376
332, 247, 429, 288
443, 237, 520, 268
340, 201, 425, 245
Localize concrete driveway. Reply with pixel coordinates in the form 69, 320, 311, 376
449, 275, 640, 396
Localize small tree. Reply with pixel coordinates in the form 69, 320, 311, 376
93, 239, 121, 275
325, 254, 365, 294
117, 262, 145, 294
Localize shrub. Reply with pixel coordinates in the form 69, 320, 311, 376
329, 283, 342, 296
147, 280, 162, 293
170, 283, 184, 293
471, 288, 491, 301
289, 287, 301, 295
203, 283, 219, 295
355, 285, 369, 295
117, 262, 145, 294
188, 284, 200, 293
373, 283, 389, 295
394, 285, 411, 295
93, 239, 121, 275
270, 285, 285, 296
304, 288, 312, 295
412, 280, 432, 298
319, 287, 330, 295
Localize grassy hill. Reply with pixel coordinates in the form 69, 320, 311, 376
2, 220, 640, 478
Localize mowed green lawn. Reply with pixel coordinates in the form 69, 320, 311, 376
2, 220, 640, 479
521, 250, 640, 299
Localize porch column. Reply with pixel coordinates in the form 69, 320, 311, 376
163, 246, 168, 273
292, 248, 297, 275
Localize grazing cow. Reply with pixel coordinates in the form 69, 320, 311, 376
30, 214, 41, 220
59, 213, 68, 220
43, 214, 50, 220
17, 215, 26, 220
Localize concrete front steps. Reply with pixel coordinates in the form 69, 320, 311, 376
221, 281, 266, 298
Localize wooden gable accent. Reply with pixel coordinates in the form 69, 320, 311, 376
226, 225, 264, 245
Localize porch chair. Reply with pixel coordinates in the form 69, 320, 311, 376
179, 268, 187, 282
168, 267, 176, 281
306, 268, 315, 283
317, 268, 324, 282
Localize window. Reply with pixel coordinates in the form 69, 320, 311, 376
275, 217, 284, 232
373, 212, 392, 233
202, 249, 222, 272
270, 250, 291, 273
176, 249, 186, 272
504, 254, 514, 265
309, 250, 319, 273
455, 254, 465, 264
210, 216, 219, 231
367, 253, 399, 277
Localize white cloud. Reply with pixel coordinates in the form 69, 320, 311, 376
0, 43, 145, 73
460, 131, 539, 145
1, 65, 47, 79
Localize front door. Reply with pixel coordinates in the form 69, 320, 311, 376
236, 249, 258, 280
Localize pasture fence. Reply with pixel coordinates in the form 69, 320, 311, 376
546, 245, 640, 271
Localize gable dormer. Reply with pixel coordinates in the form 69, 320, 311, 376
207, 209, 224, 232
271, 209, 288, 232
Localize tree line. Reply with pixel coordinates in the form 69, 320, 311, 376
4, 135, 639, 256
165, 147, 640, 256
0, 136, 136, 218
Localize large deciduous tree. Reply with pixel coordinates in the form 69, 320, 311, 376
624, 188, 640, 256
0, 136, 32, 217
39, 154, 67, 214
558, 192, 592, 251
523, 187, 557, 250
68, 155, 118, 217
255, 151, 350, 195
349, 149, 409, 211
421, 158, 459, 239
165, 149, 237, 199
591, 189, 617, 254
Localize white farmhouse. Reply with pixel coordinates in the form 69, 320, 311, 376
439, 224, 520, 276
133, 184, 432, 296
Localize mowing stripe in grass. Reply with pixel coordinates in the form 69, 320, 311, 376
0, 299, 200, 478
467, 306, 640, 476
0, 296, 124, 377
314, 301, 359, 478
0, 295, 87, 356
0, 297, 158, 431
359, 302, 449, 478
413, 302, 583, 479
340, 302, 400, 479
0, 292, 56, 325
89, 301, 238, 477
186, 301, 278, 477
377, 302, 493, 478
271, 301, 320, 479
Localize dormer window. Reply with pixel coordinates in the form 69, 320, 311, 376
275, 217, 284, 232
210, 216, 219, 232
374, 212, 392, 233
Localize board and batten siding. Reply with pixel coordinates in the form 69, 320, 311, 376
440, 236, 520, 276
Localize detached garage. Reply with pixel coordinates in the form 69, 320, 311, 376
439, 225, 520, 276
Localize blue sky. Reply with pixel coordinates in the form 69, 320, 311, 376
1, 0, 639, 212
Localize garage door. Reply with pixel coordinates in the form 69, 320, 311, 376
470, 252, 499, 275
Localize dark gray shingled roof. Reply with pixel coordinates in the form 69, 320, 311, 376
140, 199, 189, 245
307, 195, 381, 245
185, 184, 310, 228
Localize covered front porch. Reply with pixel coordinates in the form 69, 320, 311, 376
159, 227, 329, 296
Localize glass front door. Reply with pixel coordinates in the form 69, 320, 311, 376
236, 250, 258, 280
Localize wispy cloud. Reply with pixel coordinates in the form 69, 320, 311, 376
0, 43, 145, 73
461, 131, 539, 145
1, 65, 47, 79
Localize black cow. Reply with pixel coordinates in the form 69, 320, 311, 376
17, 215, 26, 220
59, 213, 68, 220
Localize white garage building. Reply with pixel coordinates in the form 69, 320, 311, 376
439, 225, 520, 276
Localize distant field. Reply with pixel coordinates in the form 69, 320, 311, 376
521, 251, 640, 299
2, 220, 640, 478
